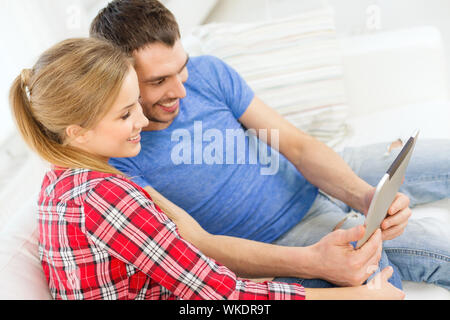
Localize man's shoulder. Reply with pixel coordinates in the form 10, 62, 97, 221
185, 55, 232, 100
190, 54, 223, 66
109, 156, 143, 174
188, 55, 228, 75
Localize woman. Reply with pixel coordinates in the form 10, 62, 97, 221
9, 37, 402, 300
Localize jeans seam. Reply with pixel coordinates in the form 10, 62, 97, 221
405, 173, 449, 183
385, 247, 450, 262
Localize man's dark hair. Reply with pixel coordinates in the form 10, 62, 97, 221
90, 0, 181, 55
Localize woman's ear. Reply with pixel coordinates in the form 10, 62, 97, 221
65, 125, 91, 145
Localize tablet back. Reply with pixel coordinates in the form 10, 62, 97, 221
355, 130, 419, 249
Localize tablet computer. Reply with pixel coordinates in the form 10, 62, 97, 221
355, 129, 420, 249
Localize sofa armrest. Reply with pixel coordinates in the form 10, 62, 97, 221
340, 26, 450, 118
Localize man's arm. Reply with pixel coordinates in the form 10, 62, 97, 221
239, 97, 411, 241
138, 97, 389, 284
144, 177, 383, 287
144, 185, 316, 279
239, 97, 374, 214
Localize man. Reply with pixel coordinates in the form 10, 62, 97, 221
90, 0, 449, 289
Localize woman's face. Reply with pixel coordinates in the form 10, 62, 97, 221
74, 67, 149, 161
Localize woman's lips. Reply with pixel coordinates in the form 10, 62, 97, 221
127, 134, 141, 144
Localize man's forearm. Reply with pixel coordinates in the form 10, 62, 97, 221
197, 233, 316, 279
291, 135, 373, 214
144, 186, 317, 279
238, 97, 373, 215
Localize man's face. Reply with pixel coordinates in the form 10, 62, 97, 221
132, 40, 189, 131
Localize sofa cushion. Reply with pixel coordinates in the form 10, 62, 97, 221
0, 150, 51, 300
0, 228, 51, 300
188, 7, 349, 148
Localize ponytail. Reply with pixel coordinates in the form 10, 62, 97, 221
9, 70, 53, 157
9, 38, 129, 177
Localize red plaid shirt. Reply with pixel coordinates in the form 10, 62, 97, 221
38, 168, 305, 300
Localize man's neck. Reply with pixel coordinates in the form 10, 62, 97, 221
142, 120, 174, 132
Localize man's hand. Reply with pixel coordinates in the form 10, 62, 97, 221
380, 192, 412, 240
363, 188, 412, 241
310, 225, 383, 287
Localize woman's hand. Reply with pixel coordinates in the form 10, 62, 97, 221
305, 266, 405, 300
359, 266, 406, 299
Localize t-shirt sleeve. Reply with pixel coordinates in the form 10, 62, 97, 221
109, 157, 150, 189
202, 55, 255, 119
83, 176, 305, 300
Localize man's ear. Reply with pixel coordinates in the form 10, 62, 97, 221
65, 125, 91, 145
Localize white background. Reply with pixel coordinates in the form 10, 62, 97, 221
1, 0, 450, 146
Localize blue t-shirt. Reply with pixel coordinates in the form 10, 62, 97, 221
110, 55, 318, 243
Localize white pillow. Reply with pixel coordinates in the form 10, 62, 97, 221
0, 225, 51, 300
0, 150, 51, 300
0, 133, 32, 228
189, 7, 349, 147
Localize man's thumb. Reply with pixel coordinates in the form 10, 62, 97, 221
336, 225, 365, 244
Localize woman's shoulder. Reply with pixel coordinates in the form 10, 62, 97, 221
39, 168, 131, 204
38, 167, 165, 225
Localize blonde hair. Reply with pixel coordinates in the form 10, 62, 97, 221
9, 38, 133, 176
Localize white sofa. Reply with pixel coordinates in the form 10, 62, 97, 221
0, 23, 449, 299
336, 26, 450, 299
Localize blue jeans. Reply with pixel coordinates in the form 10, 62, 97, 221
273, 139, 450, 290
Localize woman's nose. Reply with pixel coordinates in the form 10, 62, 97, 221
136, 103, 149, 128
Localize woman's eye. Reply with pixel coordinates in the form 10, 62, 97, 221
121, 111, 131, 120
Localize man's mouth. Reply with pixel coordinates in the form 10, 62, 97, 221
157, 100, 179, 113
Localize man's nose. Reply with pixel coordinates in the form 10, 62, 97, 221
167, 75, 186, 99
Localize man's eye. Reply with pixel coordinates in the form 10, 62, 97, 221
151, 79, 165, 86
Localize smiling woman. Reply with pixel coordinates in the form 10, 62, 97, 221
64, 66, 149, 162
6, 36, 310, 300
9, 38, 136, 175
